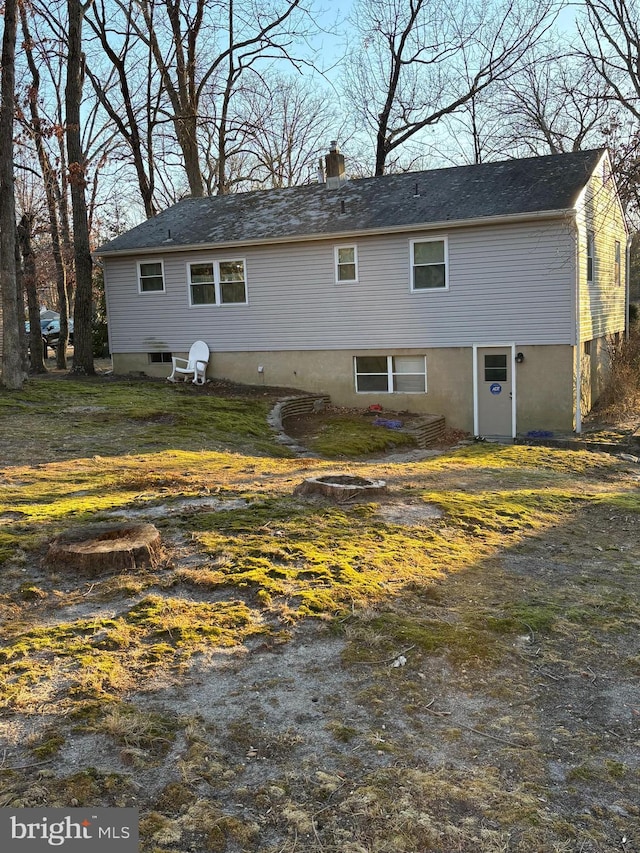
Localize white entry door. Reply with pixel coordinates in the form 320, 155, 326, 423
475, 346, 514, 438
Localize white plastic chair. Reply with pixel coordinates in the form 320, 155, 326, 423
167, 341, 210, 385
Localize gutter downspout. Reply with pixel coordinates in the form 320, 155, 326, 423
574, 220, 582, 435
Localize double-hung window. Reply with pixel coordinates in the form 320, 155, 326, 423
188, 259, 247, 306
335, 245, 358, 282
354, 355, 426, 393
411, 238, 448, 290
138, 260, 165, 293
586, 231, 594, 283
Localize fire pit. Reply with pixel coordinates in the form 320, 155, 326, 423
46, 523, 162, 575
294, 473, 387, 501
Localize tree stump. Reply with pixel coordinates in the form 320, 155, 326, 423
46, 523, 162, 575
294, 474, 387, 501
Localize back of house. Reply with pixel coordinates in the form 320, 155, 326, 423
97, 146, 628, 438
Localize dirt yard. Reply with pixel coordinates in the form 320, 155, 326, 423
0, 372, 638, 852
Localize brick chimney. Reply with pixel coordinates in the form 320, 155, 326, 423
325, 141, 346, 188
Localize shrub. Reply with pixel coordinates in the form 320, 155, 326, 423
92, 319, 109, 358
595, 329, 640, 420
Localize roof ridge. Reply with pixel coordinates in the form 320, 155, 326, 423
96, 148, 609, 256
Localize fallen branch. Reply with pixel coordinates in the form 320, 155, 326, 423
424, 698, 452, 717
311, 818, 324, 850
534, 666, 566, 681
2, 758, 55, 770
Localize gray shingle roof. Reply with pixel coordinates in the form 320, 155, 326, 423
97, 148, 605, 255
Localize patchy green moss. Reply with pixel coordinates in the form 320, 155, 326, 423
344, 611, 499, 666
431, 442, 616, 475
485, 602, 559, 635
189, 501, 449, 617
124, 595, 263, 647
0, 375, 637, 851
0, 596, 265, 710
97, 702, 181, 757
29, 730, 65, 758
0, 377, 282, 465
593, 492, 640, 512
326, 721, 359, 742
42, 769, 132, 807
303, 415, 417, 457
0, 531, 22, 564
153, 782, 196, 815
17, 583, 48, 601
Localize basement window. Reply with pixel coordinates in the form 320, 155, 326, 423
354, 355, 426, 393
149, 352, 172, 363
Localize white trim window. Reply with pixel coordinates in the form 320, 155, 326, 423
615, 240, 621, 287
411, 237, 448, 290
138, 260, 165, 293
586, 231, 594, 283
188, 259, 247, 305
354, 355, 426, 393
335, 245, 358, 282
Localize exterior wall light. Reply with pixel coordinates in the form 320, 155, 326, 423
515, 352, 525, 363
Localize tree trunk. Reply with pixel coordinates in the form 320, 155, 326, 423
0, 0, 24, 389
15, 227, 28, 373
20, 5, 70, 370
18, 215, 47, 373
66, 0, 95, 375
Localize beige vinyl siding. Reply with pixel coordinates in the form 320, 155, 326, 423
104, 219, 577, 355
575, 154, 627, 341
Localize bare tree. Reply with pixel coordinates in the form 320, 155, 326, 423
499, 50, 610, 156
19, 2, 73, 368
343, 0, 556, 175
577, 0, 640, 222
239, 74, 340, 187
66, 0, 95, 375
1, 0, 25, 389
579, 0, 640, 122
85, 0, 162, 218
600, 114, 640, 225
27, 0, 118, 356
119, 0, 316, 197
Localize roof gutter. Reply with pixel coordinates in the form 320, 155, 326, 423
94, 207, 577, 258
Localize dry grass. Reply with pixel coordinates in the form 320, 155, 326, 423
0, 373, 638, 851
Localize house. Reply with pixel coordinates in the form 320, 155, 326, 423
96, 145, 628, 437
